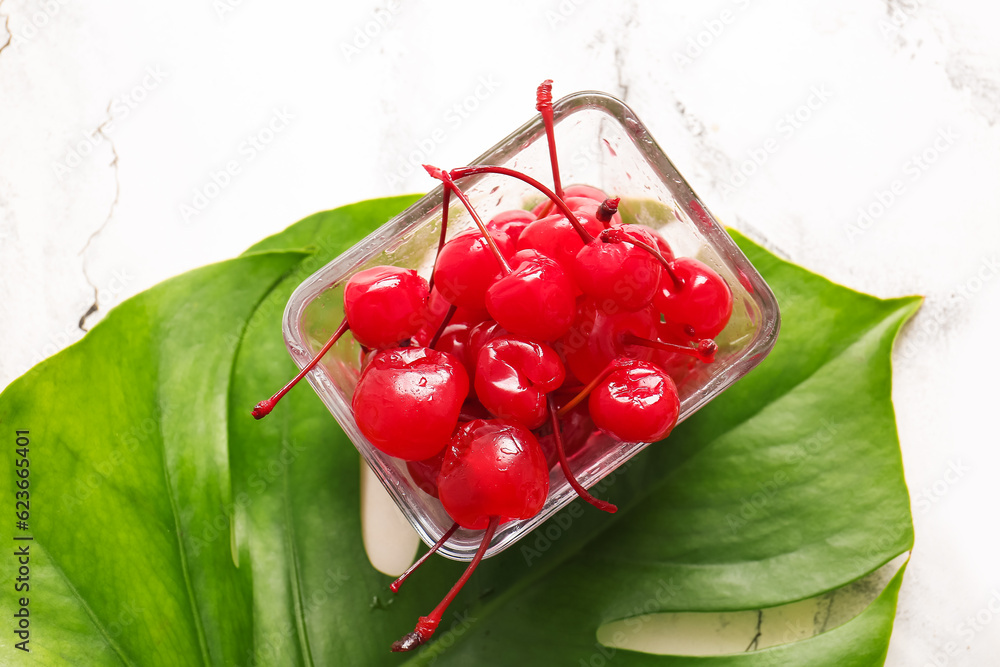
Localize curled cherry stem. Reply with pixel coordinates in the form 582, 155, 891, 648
536, 79, 563, 200
428, 186, 452, 293
392, 515, 500, 652
424, 165, 512, 275
428, 304, 458, 349
600, 227, 682, 291
390, 522, 460, 594
252, 317, 350, 419
548, 397, 617, 513
623, 334, 718, 364
596, 197, 620, 228
449, 165, 594, 244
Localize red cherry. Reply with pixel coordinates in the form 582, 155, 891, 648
437, 419, 549, 530
485, 249, 576, 341
573, 224, 663, 311
517, 213, 598, 274
465, 320, 507, 377
655, 257, 733, 340
487, 209, 535, 244
642, 225, 675, 262
564, 184, 609, 201
589, 360, 680, 442
475, 335, 565, 429
344, 266, 430, 349
256, 260, 438, 418
531, 185, 612, 219
432, 229, 515, 311
406, 450, 446, 498
430, 321, 474, 371
352, 347, 469, 460
558, 297, 658, 383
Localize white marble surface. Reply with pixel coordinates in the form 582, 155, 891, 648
2, 0, 999, 663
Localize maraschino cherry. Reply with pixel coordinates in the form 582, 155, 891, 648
252, 264, 431, 419
352, 346, 468, 460
392, 419, 548, 651
475, 335, 565, 429
588, 360, 680, 442
655, 257, 734, 341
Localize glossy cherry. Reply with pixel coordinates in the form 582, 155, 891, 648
437, 419, 549, 530
589, 360, 680, 443
391, 419, 548, 652
558, 296, 658, 383
432, 229, 516, 311
406, 449, 446, 498
655, 257, 733, 341
253, 263, 432, 419
475, 335, 565, 429
485, 249, 576, 341
573, 223, 663, 312
517, 211, 603, 278
426, 166, 578, 342
352, 346, 469, 460
343, 266, 430, 349
488, 209, 535, 244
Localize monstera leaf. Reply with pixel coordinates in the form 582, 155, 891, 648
0, 195, 918, 665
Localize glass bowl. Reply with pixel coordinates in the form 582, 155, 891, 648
282, 91, 780, 560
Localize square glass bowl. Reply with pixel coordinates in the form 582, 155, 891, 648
282, 91, 780, 560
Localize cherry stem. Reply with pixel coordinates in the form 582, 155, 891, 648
556, 358, 633, 417
600, 227, 682, 291
596, 197, 620, 228
548, 397, 617, 513
391, 516, 500, 652
390, 522, 460, 594
428, 186, 451, 293
535, 79, 563, 201
449, 165, 594, 244
252, 317, 350, 419
623, 334, 718, 364
424, 165, 511, 275
428, 304, 457, 349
